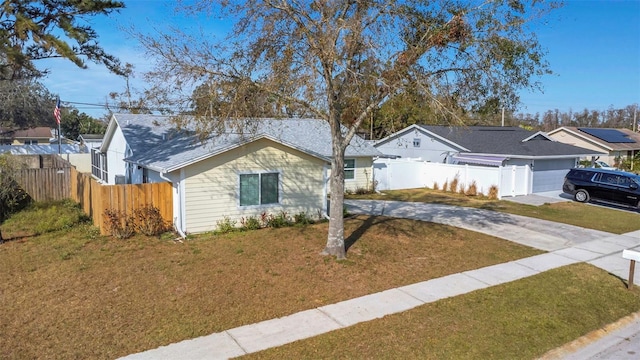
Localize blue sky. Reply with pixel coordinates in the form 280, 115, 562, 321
39, 0, 640, 119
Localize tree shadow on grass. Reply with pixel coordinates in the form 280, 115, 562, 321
344, 215, 405, 253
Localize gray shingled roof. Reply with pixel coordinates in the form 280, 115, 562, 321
113, 114, 382, 173
418, 125, 605, 157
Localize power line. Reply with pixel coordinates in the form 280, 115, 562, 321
58, 99, 182, 114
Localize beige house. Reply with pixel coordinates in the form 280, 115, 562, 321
11, 127, 54, 145
93, 114, 382, 235
548, 127, 640, 167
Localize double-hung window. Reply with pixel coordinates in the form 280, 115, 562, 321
239, 172, 279, 206
344, 159, 355, 180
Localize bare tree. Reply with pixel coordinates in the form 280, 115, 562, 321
136, 0, 557, 259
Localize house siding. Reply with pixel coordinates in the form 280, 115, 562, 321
327, 157, 375, 192
181, 138, 326, 234
105, 125, 128, 184
374, 127, 458, 162
346, 157, 375, 192
548, 130, 616, 164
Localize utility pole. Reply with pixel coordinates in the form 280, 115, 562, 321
370, 112, 373, 140
633, 106, 638, 171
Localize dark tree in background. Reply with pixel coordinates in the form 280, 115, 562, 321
60, 109, 106, 140
0, 78, 55, 128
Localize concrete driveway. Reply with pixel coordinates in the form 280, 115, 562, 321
503, 190, 571, 206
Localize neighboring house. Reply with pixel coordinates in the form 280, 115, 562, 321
373, 124, 604, 193
11, 127, 55, 145
78, 134, 104, 151
92, 114, 382, 234
547, 127, 640, 167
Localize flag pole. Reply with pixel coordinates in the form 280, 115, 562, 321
54, 97, 61, 154
58, 119, 61, 154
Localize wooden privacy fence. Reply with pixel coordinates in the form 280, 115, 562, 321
14, 167, 71, 202
69, 167, 173, 234
13, 162, 173, 235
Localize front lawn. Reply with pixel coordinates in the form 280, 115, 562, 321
246, 263, 640, 359
1, 200, 639, 359
1, 205, 540, 359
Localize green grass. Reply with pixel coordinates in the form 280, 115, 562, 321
246, 264, 640, 359
1, 199, 91, 237
349, 188, 640, 234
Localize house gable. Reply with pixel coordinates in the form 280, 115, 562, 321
179, 137, 327, 234
373, 124, 467, 161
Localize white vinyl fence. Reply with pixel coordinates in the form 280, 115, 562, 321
373, 158, 532, 199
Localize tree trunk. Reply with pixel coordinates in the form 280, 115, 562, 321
322, 143, 347, 260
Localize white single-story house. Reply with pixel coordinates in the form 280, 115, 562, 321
91, 114, 382, 234
547, 127, 640, 167
373, 124, 605, 193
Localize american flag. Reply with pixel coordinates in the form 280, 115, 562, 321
54, 98, 61, 125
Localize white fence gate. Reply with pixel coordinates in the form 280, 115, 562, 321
374, 158, 532, 199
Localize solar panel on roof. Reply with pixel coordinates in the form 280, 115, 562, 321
578, 128, 636, 143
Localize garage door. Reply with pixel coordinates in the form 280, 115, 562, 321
532, 169, 570, 193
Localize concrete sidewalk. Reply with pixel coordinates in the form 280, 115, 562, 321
120, 200, 640, 360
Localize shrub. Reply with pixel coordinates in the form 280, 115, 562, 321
0, 154, 31, 223
134, 205, 170, 236
293, 211, 315, 225
266, 211, 292, 228
465, 181, 478, 196
33, 200, 90, 234
260, 212, 270, 227
458, 183, 466, 195
449, 175, 459, 193
103, 209, 135, 239
488, 185, 499, 200
442, 180, 449, 192
432, 182, 439, 190
354, 187, 373, 195
216, 216, 237, 234
240, 216, 262, 230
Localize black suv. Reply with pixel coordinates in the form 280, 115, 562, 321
563, 168, 640, 208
